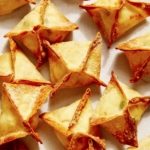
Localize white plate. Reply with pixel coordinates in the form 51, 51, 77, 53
0, 0, 150, 150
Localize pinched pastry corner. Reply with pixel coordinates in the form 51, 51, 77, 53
40, 88, 106, 150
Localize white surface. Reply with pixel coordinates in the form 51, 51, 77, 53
0, 0, 150, 150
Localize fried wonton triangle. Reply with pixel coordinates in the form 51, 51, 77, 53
0, 82, 51, 145
0, 0, 35, 16
43, 32, 106, 97
116, 33, 150, 82
80, 0, 150, 48
9, 38, 50, 85
90, 72, 150, 147
40, 88, 106, 150
3, 82, 51, 122
127, 135, 150, 150
5, 0, 78, 67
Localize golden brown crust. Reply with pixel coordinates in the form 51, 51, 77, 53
97, 110, 138, 147
68, 89, 91, 130
127, 135, 150, 150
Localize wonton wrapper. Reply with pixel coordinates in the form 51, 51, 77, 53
0, 0, 35, 16
0, 51, 13, 82
0, 139, 28, 150
0, 82, 51, 145
40, 88, 106, 150
80, 0, 150, 48
116, 33, 150, 82
90, 72, 150, 147
127, 135, 150, 150
5, 0, 78, 67
9, 38, 50, 85
0, 51, 13, 92
43, 32, 106, 97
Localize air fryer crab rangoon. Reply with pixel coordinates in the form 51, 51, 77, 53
40, 88, 106, 150
43, 32, 106, 97
0, 82, 51, 145
116, 33, 150, 83
80, 0, 150, 48
4, 0, 78, 67
90, 72, 150, 147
